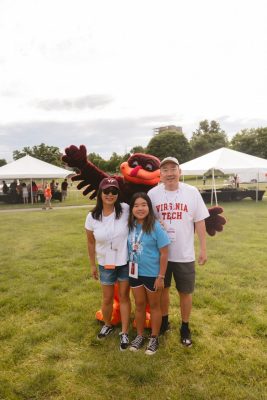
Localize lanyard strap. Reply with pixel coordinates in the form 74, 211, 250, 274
104, 212, 115, 249
130, 226, 143, 261
131, 227, 143, 245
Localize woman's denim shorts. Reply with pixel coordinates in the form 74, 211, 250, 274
98, 264, 129, 285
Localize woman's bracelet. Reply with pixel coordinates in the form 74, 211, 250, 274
157, 274, 165, 279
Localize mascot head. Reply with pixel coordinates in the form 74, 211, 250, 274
120, 153, 160, 186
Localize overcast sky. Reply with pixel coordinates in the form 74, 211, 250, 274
1, 0, 267, 162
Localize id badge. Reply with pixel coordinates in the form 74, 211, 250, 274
129, 261, 138, 279
167, 227, 176, 242
104, 248, 116, 270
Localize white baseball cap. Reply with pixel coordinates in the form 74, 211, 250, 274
160, 157, 179, 167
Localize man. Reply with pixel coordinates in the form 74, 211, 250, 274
2, 180, 9, 194
148, 157, 209, 347
61, 178, 68, 201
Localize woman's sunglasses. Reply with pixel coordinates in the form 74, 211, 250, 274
102, 187, 119, 195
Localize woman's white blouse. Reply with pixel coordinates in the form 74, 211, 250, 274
85, 203, 129, 266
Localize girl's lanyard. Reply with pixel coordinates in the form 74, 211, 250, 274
130, 227, 143, 262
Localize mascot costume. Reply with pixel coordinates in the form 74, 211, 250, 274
62, 145, 226, 327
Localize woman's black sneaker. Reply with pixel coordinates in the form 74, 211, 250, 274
97, 325, 114, 339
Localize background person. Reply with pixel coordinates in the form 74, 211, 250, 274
2, 180, 8, 194
43, 183, 52, 209
234, 174, 240, 188
148, 157, 209, 347
32, 181, 38, 203
10, 179, 17, 194
50, 179, 56, 196
61, 178, 68, 201
128, 193, 170, 355
21, 182, 29, 204
85, 177, 131, 351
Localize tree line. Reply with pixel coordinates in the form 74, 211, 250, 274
3, 120, 267, 173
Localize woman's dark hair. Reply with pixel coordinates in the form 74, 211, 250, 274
91, 188, 122, 221
128, 192, 155, 233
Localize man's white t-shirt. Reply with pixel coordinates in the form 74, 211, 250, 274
85, 203, 129, 266
148, 183, 209, 262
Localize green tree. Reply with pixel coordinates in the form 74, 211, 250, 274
0, 159, 7, 167
146, 130, 191, 162
130, 145, 146, 154
190, 120, 229, 158
106, 152, 123, 173
230, 127, 267, 158
87, 153, 108, 171
121, 152, 131, 162
13, 143, 62, 166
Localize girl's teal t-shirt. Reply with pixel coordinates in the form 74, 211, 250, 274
128, 220, 170, 277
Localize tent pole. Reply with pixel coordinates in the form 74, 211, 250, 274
30, 178, 33, 204
256, 171, 259, 202
212, 169, 218, 206
211, 172, 213, 206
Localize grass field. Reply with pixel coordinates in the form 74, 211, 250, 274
0, 200, 266, 400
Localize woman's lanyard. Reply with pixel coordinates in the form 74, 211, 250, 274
104, 212, 116, 249
130, 226, 143, 262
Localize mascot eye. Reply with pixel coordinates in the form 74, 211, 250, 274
131, 160, 139, 167
145, 163, 153, 171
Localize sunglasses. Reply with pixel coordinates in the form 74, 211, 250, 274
102, 187, 119, 195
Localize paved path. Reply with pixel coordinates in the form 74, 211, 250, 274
0, 205, 93, 213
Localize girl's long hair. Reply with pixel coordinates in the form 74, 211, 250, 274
128, 192, 155, 233
91, 189, 122, 221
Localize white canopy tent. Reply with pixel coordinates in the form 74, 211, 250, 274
180, 148, 267, 204
0, 155, 72, 203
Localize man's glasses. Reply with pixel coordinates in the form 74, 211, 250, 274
102, 187, 119, 195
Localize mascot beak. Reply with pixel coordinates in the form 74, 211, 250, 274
130, 165, 142, 177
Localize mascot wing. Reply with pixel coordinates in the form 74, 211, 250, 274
62, 145, 226, 235
206, 206, 226, 236
62, 145, 108, 199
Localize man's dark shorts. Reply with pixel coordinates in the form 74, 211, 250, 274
165, 261, 195, 294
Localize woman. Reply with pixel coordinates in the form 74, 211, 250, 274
85, 177, 131, 351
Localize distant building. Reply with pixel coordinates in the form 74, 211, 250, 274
153, 125, 183, 135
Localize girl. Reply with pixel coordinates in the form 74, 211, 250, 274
128, 192, 170, 355
43, 183, 52, 210
85, 177, 131, 351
